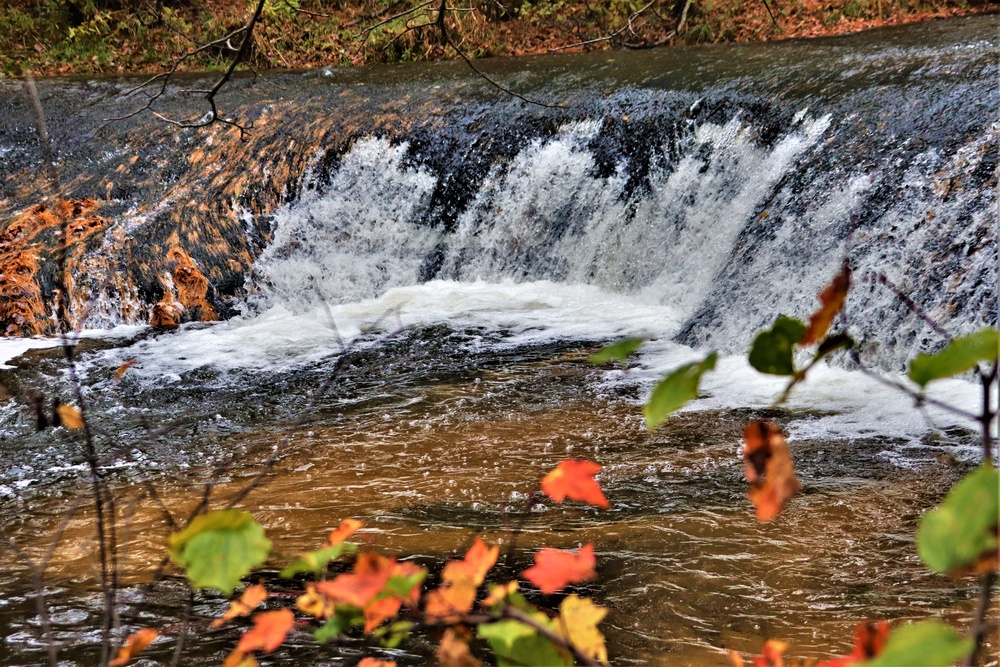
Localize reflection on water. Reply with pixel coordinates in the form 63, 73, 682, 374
0, 336, 995, 665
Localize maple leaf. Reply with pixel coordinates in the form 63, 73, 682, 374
437, 626, 482, 667
424, 538, 498, 623
558, 595, 609, 664
425, 578, 478, 624
801, 264, 851, 346
742, 421, 801, 522
316, 552, 395, 609
523, 544, 597, 595
358, 659, 396, 667
729, 639, 789, 667
541, 459, 610, 509
327, 518, 363, 546
444, 537, 499, 587
364, 596, 403, 633
211, 584, 268, 628
109, 628, 158, 666
235, 609, 295, 655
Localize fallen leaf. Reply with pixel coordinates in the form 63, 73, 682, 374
327, 518, 363, 545
523, 544, 597, 595
115, 358, 137, 380
235, 609, 295, 655
437, 626, 481, 667
211, 584, 268, 627
56, 403, 84, 430
742, 421, 801, 522
109, 628, 158, 666
558, 595, 608, 664
541, 459, 610, 509
801, 264, 851, 345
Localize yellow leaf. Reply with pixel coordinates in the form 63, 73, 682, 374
115, 358, 137, 380
222, 651, 259, 667
296, 582, 334, 619
558, 595, 609, 664
56, 404, 84, 430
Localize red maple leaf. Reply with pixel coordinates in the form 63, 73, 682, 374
316, 552, 395, 608
522, 544, 597, 594
541, 459, 610, 509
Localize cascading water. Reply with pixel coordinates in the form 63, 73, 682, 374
0, 15, 997, 667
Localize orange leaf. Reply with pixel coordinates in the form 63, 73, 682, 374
235, 609, 294, 655
364, 596, 402, 633
814, 620, 890, 667
801, 264, 851, 345
437, 626, 481, 667
742, 421, 801, 522
358, 659, 396, 667
443, 537, 499, 588
56, 403, 84, 430
222, 651, 259, 667
211, 584, 268, 627
327, 518, 363, 546
523, 544, 597, 595
109, 628, 158, 666
541, 459, 610, 509
424, 577, 478, 624
115, 358, 137, 380
316, 552, 394, 608
733, 639, 788, 667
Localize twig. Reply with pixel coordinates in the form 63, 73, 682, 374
433, 0, 561, 109
760, 0, 782, 30
875, 274, 953, 342
500, 605, 604, 667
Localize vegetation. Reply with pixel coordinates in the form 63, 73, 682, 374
1, 0, 996, 77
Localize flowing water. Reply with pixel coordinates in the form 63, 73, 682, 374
0, 15, 997, 666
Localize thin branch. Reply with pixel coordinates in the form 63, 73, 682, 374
760, 0, 782, 30
433, 0, 561, 109
354, 0, 437, 50
875, 274, 953, 342
500, 605, 604, 667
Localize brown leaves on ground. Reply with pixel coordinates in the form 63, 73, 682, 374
801, 264, 851, 345
211, 584, 269, 628
425, 538, 499, 623
224, 608, 295, 666
742, 421, 801, 522
109, 628, 158, 666
523, 544, 597, 595
541, 459, 610, 509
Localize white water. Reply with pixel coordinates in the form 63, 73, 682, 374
17, 114, 995, 451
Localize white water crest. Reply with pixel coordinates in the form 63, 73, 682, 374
77, 112, 993, 447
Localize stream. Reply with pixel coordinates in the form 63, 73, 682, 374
0, 14, 997, 666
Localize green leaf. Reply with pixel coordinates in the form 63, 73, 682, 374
279, 543, 356, 579
588, 338, 643, 365
861, 621, 973, 667
908, 328, 999, 387
384, 571, 426, 598
643, 352, 717, 429
478, 617, 573, 667
748, 315, 806, 376
815, 332, 854, 359
917, 464, 999, 574
168, 510, 271, 595
313, 615, 348, 644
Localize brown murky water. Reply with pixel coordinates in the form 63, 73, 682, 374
1, 342, 995, 666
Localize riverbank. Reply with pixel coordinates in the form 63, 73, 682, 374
1, 0, 996, 77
